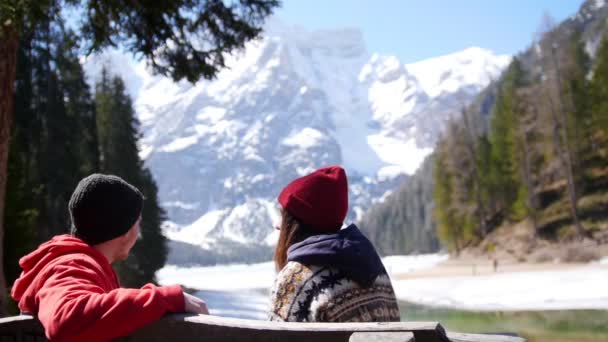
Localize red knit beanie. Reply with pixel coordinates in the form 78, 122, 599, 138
278, 166, 348, 232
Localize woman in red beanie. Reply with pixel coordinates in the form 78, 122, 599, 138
269, 166, 401, 322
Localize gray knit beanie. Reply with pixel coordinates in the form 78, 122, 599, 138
69, 174, 143, 245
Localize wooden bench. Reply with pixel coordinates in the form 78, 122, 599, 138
0, 315, 526, 342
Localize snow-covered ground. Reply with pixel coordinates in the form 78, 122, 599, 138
193, 289, 269, 320
157, 262, 275, 319
157, 262, 275, 291
156, 254, 608, 319
383, 254, 449, 274
392, 264, 608, 311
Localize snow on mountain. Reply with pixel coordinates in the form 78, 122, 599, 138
406, 47, 511, 98
84, 18, 510, 260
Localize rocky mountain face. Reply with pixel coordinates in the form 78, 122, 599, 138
85, 18, 510, 262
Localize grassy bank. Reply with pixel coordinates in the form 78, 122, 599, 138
399, 301, 608, 342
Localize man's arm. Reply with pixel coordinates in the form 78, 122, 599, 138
35, 259, 186, 342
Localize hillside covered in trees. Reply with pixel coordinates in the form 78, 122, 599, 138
361, 0, 608, 257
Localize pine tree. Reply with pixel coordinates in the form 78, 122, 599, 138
590, 34, 608, 148
433, 146, 460, 252
461, 107, 489, 237
32, 24, 99, 240
513, 85, 544, 236
475, 135, 500, 222
489, 60, 526, 220
95, 70, 167, 287
4, 18, 53, 310
3, 36, 39, 310
4, 21, 103, 312
96, 71, 141, 181
56, 31, 99, 175
538, 18, 587, 238
133, 169, 168, 283
562, 30, 594, 198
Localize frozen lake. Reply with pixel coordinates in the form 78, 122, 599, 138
156, 254, 608, 319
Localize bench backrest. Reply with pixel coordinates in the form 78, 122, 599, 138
0, 315, 525, 342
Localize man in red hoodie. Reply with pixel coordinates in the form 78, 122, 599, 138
11, 174, 208, 342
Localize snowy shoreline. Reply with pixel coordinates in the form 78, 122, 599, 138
392, 263, 608, 311
157, 254, 608, 317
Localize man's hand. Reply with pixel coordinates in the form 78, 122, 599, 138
183, 292, 209, 314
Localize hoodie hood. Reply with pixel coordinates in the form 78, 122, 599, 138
287, 224, 386, 287
11, 234, 116, 311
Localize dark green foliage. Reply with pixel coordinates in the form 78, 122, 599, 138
80, 0, 279, 82
488, 60, 526, 219
590, 35, 608, 145
56, 31, 100, 174
432, 149, 460, 252
95, 70, 141, 181
4, 19, 100, 294
41, 28, 99, 238
95, 68, 167, 287
4, 0, 278, 82
4, 126, 38, 290
134, 169, 169, 283
360, 157, 440, 255
4, 22, 41, 293
116, 168, 169, 286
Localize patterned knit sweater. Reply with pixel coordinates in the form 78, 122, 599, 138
269, 261, 401, 322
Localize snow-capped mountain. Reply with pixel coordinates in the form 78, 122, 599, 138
85, 18, 510, 257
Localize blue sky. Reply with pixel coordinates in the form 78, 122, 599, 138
275, 1, 583, 63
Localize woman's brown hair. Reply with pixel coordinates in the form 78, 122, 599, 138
274, 209, 316, 271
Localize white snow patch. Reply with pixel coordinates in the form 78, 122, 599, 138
157, 262, 275, 291
196, 106, 227, 122
368, 74, 417, 124
295, 166, 316, 176
265, 230, 280, 246
161, 220, 181, 236
406, 47, 511, 98
367, 135, 433, 175
163, 201, 200, 210
263, 201, 281, 245
383, 254, 449, 275
353, 206, 365, 222
160, 135, 199, 153
139, 144, 154, 160
377, 165, 406, 181
282, 128, 324, 149
594, 0, 605, 9
193, 289, 268, 320
219, 201, 272, 244
165, 209, 227, 244
375, 190, 393, 204
392, 264, 608, 311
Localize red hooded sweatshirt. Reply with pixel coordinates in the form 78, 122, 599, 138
11, 235, 185, 342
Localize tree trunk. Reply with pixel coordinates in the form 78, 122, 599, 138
546, 88, 585, 239
549, 45, 586, 239
0, 27, 19, 316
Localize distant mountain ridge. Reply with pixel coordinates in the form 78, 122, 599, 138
84, 18, 509, 262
